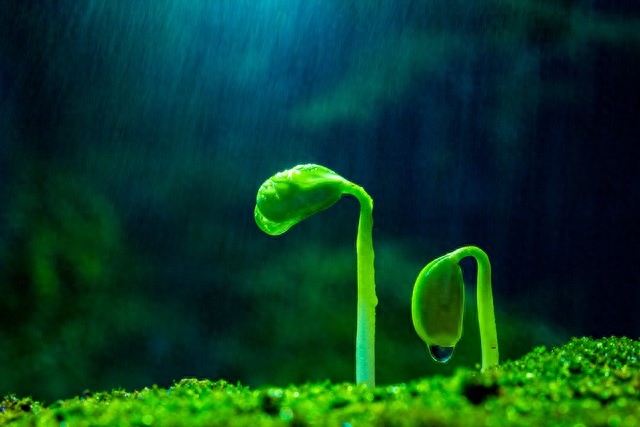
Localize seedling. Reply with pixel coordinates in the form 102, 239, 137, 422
411, 246, 498, 370
255, 164, 377, 387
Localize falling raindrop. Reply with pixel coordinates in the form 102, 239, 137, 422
428, 345, 455, 363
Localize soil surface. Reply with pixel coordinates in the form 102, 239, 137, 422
1, 336, 638, 426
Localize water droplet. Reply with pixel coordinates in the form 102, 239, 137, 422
428, 345, 455, 363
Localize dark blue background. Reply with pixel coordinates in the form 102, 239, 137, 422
1, 0, 638, 401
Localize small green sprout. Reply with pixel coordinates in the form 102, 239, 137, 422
255, 164, 377, 387
411, 246, 498, 370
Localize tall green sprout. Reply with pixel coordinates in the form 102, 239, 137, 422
254, 164, 377, 387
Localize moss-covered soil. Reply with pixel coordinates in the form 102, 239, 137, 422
1, 336, 638, 426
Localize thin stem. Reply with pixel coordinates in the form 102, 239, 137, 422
450, 246, 499, 370
344, 183, 377, 387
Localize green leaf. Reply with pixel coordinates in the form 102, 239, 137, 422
255, 164, 347, 235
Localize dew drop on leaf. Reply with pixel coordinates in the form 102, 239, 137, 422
428, 345, 455, 363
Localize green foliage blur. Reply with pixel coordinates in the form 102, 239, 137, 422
0, 160, 161, 400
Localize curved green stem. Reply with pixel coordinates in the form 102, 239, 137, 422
254, 164, 377, 387
449, 246, 499, 370
344, 184, 377, 387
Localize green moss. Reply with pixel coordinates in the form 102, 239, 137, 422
1, 337, 638, 426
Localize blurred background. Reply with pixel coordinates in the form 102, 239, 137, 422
1, 0, 638, 402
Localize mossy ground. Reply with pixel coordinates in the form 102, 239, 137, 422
1, 336, 638, 426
